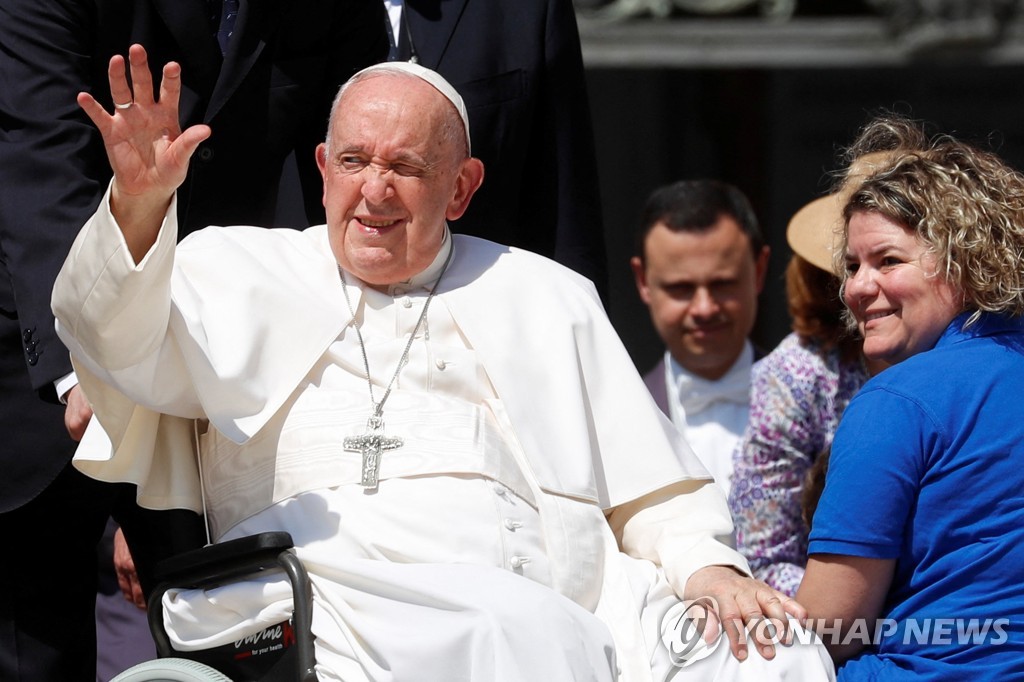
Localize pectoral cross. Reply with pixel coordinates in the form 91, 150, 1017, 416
344, 416, 403, 489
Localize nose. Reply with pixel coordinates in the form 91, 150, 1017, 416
843, 265, 877, 308
688, 286, 718, 318
360, 164, 394, 204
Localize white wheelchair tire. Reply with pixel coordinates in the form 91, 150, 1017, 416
110, 657, 233, 681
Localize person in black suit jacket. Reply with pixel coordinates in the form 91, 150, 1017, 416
388, 0, 608, 296
0, 2, 386, 679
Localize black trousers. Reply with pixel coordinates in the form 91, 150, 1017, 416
0, 464, 205, 681
0, 463, 115, 680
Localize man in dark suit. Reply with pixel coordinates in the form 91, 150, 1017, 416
386, 0, 608, 295
0, 2, 386, 679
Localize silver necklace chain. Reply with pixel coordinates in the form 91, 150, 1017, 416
337, 246, 454, 424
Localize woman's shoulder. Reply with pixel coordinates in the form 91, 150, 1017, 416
755, 333, 868, 398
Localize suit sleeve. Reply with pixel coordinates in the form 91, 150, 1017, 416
0, 0, 109, 400
542, 0, 607, 297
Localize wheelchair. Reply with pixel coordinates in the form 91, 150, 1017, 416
111, 532, 317, 682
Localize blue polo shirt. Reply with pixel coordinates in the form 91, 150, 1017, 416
809, 312, 1024, 680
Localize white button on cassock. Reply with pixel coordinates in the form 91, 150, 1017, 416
509, 556, 530, 569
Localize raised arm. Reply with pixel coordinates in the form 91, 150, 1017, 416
53, 44, 212, 422
76, 44, 210, 262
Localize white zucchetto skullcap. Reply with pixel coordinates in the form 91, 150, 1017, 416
350, 61, 472, 156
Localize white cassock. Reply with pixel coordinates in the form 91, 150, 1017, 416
54, 186, 833, 682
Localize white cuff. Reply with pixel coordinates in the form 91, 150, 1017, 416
54, 370, 79, 404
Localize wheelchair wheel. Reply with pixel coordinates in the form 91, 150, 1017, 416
110, 657, 233, 681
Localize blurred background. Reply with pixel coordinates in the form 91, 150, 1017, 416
577, 0, 1024, 372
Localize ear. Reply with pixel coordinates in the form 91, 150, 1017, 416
754, 245, 771, 295
445, 158, 485, 221
316, 143, 329, 174
315, 143, 329, 206
630, 255, 652, 304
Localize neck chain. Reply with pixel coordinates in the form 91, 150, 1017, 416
337, 246, 453, 488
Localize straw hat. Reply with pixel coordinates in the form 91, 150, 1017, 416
786, 151, 899, 273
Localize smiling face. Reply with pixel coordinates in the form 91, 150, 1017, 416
843, 210, 962, 364
632, 216, 770, 380
317, 73, 483, 286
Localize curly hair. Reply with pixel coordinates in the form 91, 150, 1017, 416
837, 115, 1024, 323
838, 113, 931, 179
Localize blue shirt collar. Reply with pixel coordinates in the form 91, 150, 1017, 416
936, 310, 1024, 348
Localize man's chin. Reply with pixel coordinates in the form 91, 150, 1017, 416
339, 246, 403, 279
677, 345, 742, 379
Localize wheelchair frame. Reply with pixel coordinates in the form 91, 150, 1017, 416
114, 531, 317, 682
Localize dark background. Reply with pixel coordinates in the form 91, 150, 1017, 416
587, 63, 1024, 373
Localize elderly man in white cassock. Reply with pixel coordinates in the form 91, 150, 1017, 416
53, 45, 833, 681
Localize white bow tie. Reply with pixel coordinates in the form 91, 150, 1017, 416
676, 371, 750, 415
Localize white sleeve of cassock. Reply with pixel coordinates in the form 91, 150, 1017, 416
52, 182, 203, 418
607, 480, 752, 599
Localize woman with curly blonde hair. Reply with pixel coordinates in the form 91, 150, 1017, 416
797, 115, 1024, 678
729, 144, 903, 597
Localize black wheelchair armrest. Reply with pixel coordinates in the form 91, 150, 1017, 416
153, 531, 296, 588
146, 531, 317, 681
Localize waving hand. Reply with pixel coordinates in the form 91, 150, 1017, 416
77, 44, 210, 261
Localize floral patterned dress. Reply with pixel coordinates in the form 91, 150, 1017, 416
728, 332, 868, 596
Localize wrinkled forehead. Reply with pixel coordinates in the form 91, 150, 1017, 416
333, 78, 452, 159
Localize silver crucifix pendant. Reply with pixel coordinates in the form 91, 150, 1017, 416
344, 415, 403, 489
